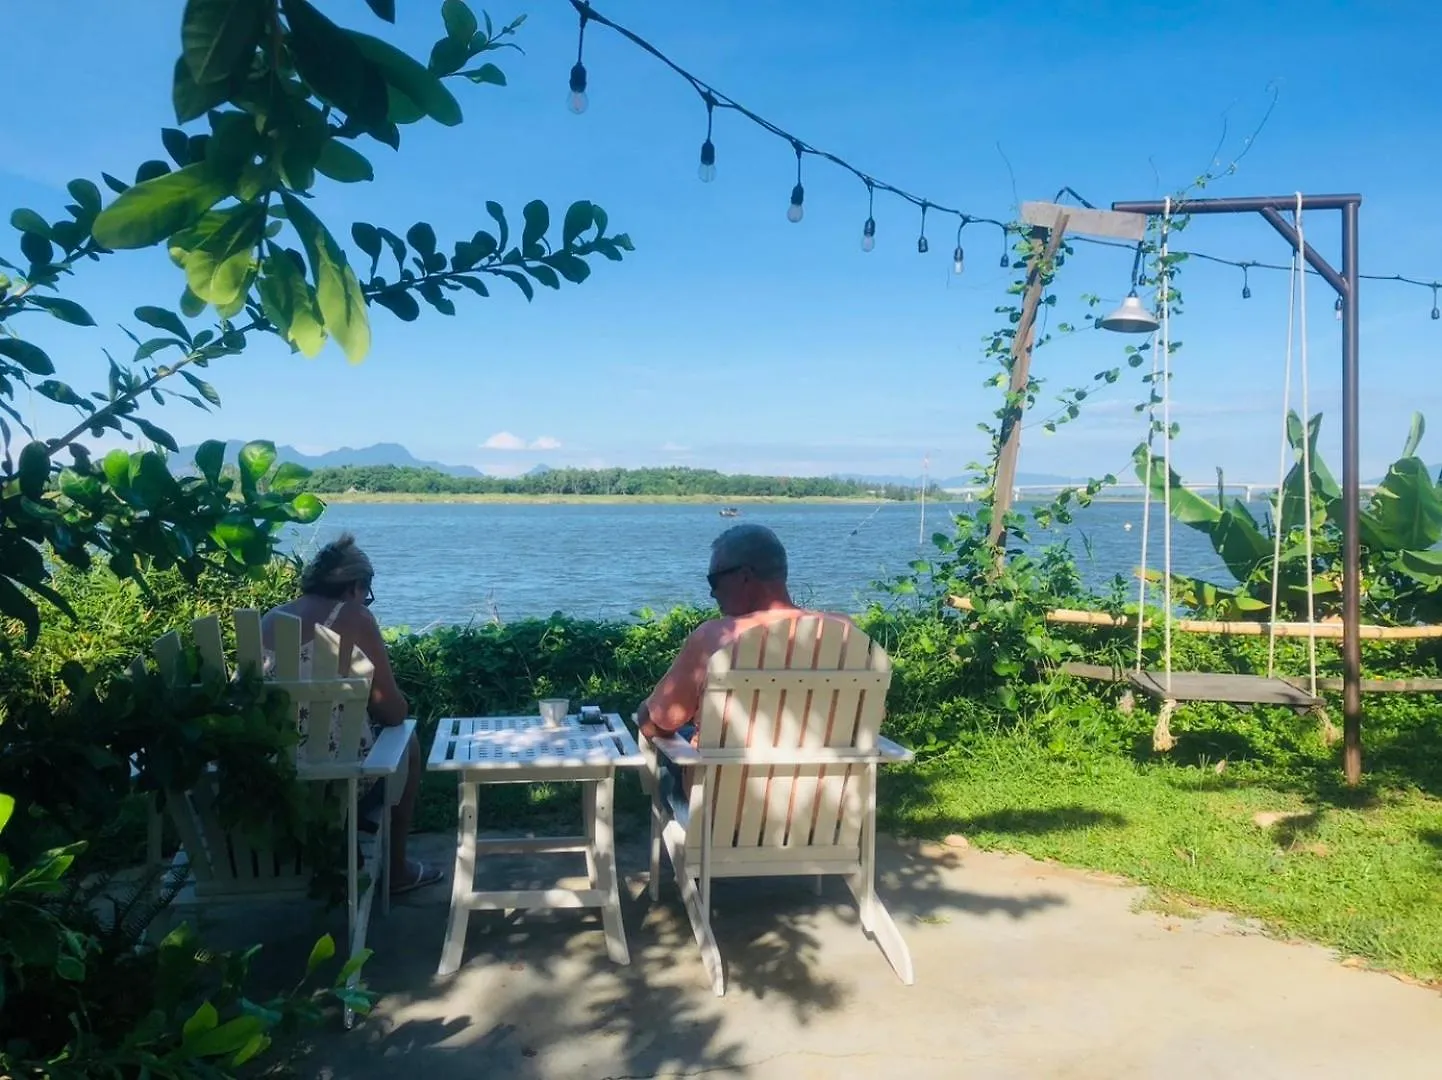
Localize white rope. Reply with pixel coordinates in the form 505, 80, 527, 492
1134, 327, 1161, 672
1160, 198, 1174, 689
1296, 193, 1319, 695
1266, 230, 1298, 676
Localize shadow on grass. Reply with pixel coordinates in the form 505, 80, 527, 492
880, 768, 1126, 841
1421, 829, 1442, 857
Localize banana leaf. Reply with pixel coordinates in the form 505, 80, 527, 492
1361, 457, 1442, 551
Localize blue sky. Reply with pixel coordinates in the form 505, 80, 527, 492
2, 0, 1439, 483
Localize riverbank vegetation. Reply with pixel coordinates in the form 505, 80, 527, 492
297, 463, 933, 500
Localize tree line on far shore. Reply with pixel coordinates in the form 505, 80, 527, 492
296, 464, 935, 500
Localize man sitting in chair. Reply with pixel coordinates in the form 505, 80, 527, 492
637, 524, 853, 793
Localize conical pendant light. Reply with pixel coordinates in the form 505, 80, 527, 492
1099, 291, 1160, 334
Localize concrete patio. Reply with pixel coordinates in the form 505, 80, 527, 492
267, 828, 1442, 1079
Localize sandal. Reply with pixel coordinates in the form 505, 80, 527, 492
391, 858, 443, 895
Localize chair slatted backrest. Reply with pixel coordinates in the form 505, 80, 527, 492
147, 609, 372, 888
686, 616, 891, 852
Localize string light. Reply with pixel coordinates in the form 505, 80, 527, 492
786, 140, 804, 223
1335, 296, 1344, 321
1432, 283, 1440, 321
952, 217, 967, 274
566, 1, 1442, 294
1241, 262, 1252, 299
698, 92, 716, 182
916, 202, 929, 254
861, 180, 876, 252
567, 2, 590, 114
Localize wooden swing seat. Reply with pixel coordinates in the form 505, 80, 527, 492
1062, 663, 1320, 709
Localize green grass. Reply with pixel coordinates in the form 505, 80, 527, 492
881, 738, 1442, 985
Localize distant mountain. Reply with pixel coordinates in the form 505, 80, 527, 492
525, 463, 554, 476
170, 440, 486, 478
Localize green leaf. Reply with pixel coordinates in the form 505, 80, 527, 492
162, 127, 192, 166
306, 933, 336, 974
18, 441, 50, 500
172, 57, 232, 124
418, 280, 455, 314
182, 0, 264, 85
270, 461, 311, 493
315, 140, 375, 183
135, 306, 193, 344
179, 287, 207, 318
180, 369, 222, 407
1363, 457, 1442, 551
185, 1016, 266, 1059
428, 36, 469, 77
460, 63, 505, 86
176, 203, 264, 307
231, 1033, 272, 1068
280, 195, 370, 362
521, 200, 549, 254
443, 0, 478, 42
35, 380, 86, 407
526, 264, 559, 290
1403, 412, 1426, 460
495, 269, 533, 301
282, 0, 388, 127
0, 576, 40, 644
0, 338, 56, 376
485, 201, 508, 251
183, 1000, 219, 1041
27, 296, 96, 326
11, 208, 51, 237
131, 417, 179, 453
0, 793, 13, 835
335, 947, 373, 985
363, 0, 395, 20
258, 243, 326, 357
20, 232, 53, 267
239, 440, 277, 486
351, 222, 383, 269
372, 288, 420, 321
102, 449, 132, 489
561, 200, 594, 248
195, 439, 225, 482
549, 254, 590, 284
290, 492, 324, 522
349, 30, 463, 127
92, 164, 230, 250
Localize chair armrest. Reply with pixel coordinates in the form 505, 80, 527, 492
876, 735, 915, 763
360, 718, 417, 777
650, 733, 703, 766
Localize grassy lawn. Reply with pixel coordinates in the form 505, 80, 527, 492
881, 739, 1442, 985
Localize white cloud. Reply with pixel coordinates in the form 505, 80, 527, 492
530, 435, 562, 451
481, 432, 526, 450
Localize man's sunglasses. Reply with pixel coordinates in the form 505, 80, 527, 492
363, 585, 375, 607
706, 564, 746, 591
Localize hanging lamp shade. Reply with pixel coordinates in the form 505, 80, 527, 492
1099, 291, 1160, 334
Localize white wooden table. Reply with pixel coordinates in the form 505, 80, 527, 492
426, 713, 644, 976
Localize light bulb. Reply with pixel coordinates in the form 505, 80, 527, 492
1242, 284, 1251, 300
952, 245, 965, 274
917, 235, 929, 254
787, 183, 805, 223
568, 63, 588, 114
1000, 252, 1010, 268
1432, 306, 1440, 321
1335, 296, 1343, 321
861, 217, 876, 252
698, 139, 716, 183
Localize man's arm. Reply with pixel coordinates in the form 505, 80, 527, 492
638, 624, 716, 740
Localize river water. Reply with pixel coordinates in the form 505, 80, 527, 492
281, 500, 1234, 630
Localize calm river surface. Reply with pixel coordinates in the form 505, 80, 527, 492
281, 500, 1233, 630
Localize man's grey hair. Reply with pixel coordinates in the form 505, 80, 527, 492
712, 523, 788, 582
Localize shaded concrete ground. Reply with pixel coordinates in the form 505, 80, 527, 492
261, 827, 1442, 1080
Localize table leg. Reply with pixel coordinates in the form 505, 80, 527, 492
591, 773, 630, 965
582, 781, 599, 886
438, 779, 478, 976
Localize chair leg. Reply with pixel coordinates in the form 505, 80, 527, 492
666, 833, 725, 996
844, 763, 914, 985
591, 775, 630, 965
649, 781, 664, 902
437, 780, 478, 977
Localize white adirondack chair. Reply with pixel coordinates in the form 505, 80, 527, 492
141, 609, 414, 1027
643, 615, 915, 996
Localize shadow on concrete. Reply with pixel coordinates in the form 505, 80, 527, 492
261, 828, 1068, 1079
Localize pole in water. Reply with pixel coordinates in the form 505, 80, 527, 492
919, 452, 929, 545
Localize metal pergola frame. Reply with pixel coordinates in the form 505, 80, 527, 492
1110, 193, 1364, 784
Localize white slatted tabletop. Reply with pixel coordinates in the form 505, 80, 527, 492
427, 714, 643, 772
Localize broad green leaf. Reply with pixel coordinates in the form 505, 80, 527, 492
349, 30, 463, 127
20, 232, 53, 267
28, 296, 95, 326
102, 449, 132, 489
172, 57, 232, 124
195, 439, 225, 482
180, 369, 222, 406
176, 204, 264, 306
239, 440, 277, 485
372, 289, 420, 321
1363, 457, 1442, 551
182, 0, 264, 85
270, 461, 311, 493
232, 1034, 272, 1068
550, 253, 590, 284
162, 127, 192, 166
495, 269, 533, 301
428, 36, 469, 77
182, 1000, 219, 1041
1403, 411, 1426, 459
135, 305, 193, 343
521, 200, 549, 254
258, 242, 326, 357
306, 933, 336, 974
11, 208, 50, 237
66, 178, 102, 212
485, 201, 508, 250
35, 380, 86, 407
315, 140, 375, 183
185, 1016, 266, 1058
92, 164, 230, 250
334, 947, 373, 985
561, 200, 593, 247
1132, 444, 1221, 527
363, 0, 395, 20
179, 287, 207, 318
1400, 548, 1442, 584
442, 0, 478, 43
525, 264, 559, 290
0, 338, 56, 376
282, 193, 370, 363
284, 0, 387, 126
291, 492, 324, 522
18, 441, 50, 499
132, 417, 179, 453
460, 63, 505, 86
406, 222, 437, 258
351, 222, 382, 265
0, 793, 13, 834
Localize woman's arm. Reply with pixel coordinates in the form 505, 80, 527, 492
343, 604, 410, 727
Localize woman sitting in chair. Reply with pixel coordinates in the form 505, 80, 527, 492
262, 533, 442, 895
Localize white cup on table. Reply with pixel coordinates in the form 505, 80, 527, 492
538, 698, 569, 729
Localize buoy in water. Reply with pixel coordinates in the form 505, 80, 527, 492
1123, 522, 1133, 531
